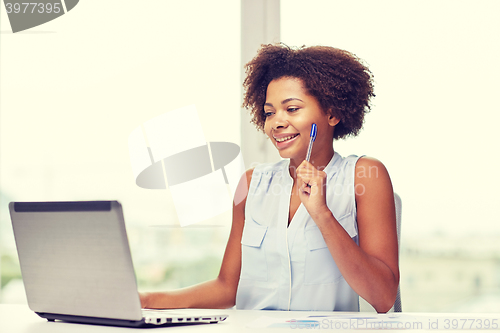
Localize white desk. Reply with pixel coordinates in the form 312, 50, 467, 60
1, 304, 499, 332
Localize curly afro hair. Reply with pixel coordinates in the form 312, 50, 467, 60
242, 44, 375, 140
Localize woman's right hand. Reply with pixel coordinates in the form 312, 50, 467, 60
139, 291, 174, 309
139, 292, 151, 308
139, 292, 165, 309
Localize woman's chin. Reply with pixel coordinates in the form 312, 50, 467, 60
276, 150, 301, 161
275, 147, 290, 158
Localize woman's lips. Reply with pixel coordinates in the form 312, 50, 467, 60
275, 133, 300, 149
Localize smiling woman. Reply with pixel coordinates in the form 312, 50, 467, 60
237, 44, 398, 312
141, 43, 399, 313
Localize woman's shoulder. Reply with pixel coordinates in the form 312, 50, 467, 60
333, 154, 388, 177
353, 156, 393, 199
354, 156, 389, 180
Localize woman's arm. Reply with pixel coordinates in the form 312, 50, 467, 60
297, 157, 399, 313
140, 169, 253, 309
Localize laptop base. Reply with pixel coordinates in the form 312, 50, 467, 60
37, 312, 149, 327
36, 312, 221, 328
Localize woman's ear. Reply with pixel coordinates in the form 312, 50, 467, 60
328, 114, 340, 127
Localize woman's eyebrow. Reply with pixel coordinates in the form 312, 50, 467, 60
281, 97, 304, 104
264, 98, 304, 107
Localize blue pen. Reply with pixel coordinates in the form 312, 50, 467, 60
305, 123, 317, 162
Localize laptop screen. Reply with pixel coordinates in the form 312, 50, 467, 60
10, 201, 143, 321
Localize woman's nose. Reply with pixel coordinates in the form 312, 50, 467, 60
271, 110, 288, 129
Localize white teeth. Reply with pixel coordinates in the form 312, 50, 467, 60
275, 134, 298, 142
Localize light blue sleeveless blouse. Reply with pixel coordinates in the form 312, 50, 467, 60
235, 152, 362, 311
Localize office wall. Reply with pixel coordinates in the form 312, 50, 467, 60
0, 0, 240, 301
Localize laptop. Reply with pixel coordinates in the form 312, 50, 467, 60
9, 200, 228, 327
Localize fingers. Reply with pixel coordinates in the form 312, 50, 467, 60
300, 181, 311, 194
296, 160, 313, 184
296, 161, 330, 216
296, 161, 325, 189
299, 179, 321, 196
139, 292, 149, 308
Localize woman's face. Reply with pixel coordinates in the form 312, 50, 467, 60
263, 77, 338, 162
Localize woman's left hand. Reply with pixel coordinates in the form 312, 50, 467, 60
296, 160, 330, 219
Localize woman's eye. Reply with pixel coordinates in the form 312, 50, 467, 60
287, 107, 299, 112
264, 111, 274, 117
